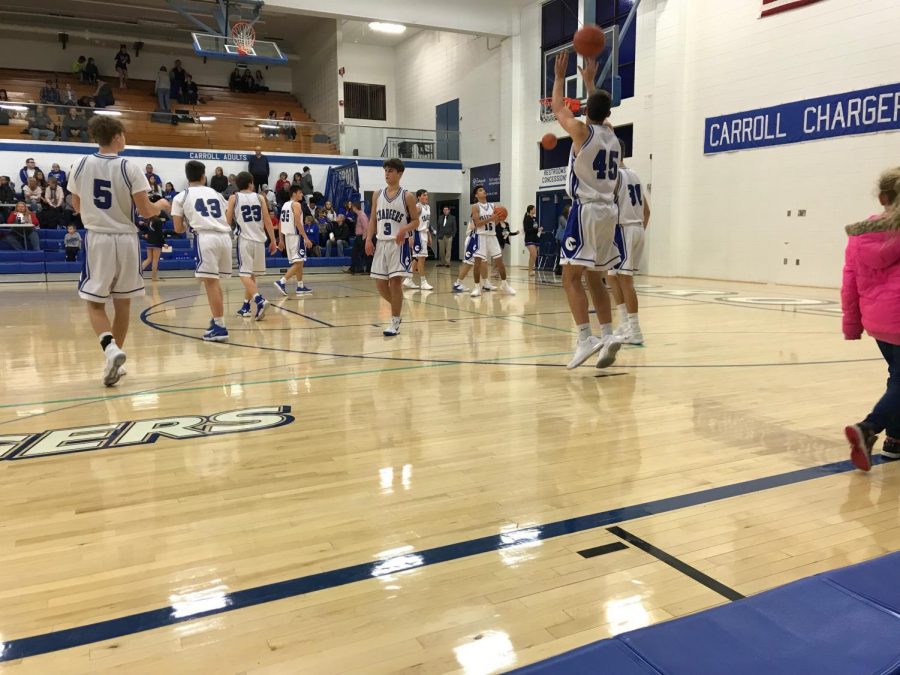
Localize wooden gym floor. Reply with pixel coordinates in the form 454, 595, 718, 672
0, 268, 897, 673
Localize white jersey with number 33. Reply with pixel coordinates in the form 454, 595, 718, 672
567, 123, 620, 205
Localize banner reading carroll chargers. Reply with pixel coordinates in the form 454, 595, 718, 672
704, 82, 900, 154
469, 163, 501, 202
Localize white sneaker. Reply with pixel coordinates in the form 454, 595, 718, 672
613, 323, 630, 338
102, 344, 127, 387
595, 336, 623, 369
420, 280, 433, 291
470, 285, 482, 297
118, 365, 127, 378
483, 281, 497, 291
566, 335, 603, 370
624, 331, 644, 345
383, 318, 401, 336
500, 281, 516, 295
403, 278, 417, 289
452, 283, 470, 293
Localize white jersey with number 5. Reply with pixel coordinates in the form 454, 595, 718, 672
171, 186, 230, 233
375, 188, 410, 241
616, 167, 644, 227
234, 191, 267, 242
567, 123, 620, 205
69, 153, 150, 233
474, 201, 497, 237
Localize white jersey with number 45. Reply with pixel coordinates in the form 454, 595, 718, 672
567, 123, 620, 205
474, 201, 497, 237
616, 167, 645, 227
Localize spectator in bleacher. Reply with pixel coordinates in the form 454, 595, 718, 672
115, 44, 131, 89
0, 177, 15, 223
83, 57, 99, 85
39, 80, 61, 105
76, 94, 95, 108
282, 112, 296, 141
326, 214, 349, 257
241, 69, 255, 93
145, 164, 162, 186
42, 176, 65, 226
262, 110, 278, 138
61, 107, 89, 142
300, 166, 314, 203
147, 174, 163, 199
275, 171, 289, 195
248, 147, 269, 193
6, 202, 41, 251
254, 70, 269, 92
19, 158, 40, 187
73, 55, 87, 82
155, 66, 170, 112
27, 105, 56, 141
170, 60, 187, 102
62, 191, 81, 230
162, 181, 177, 201
323, 201, 336, 223
183, 74, 198, 105
62, 83, 76, 107
33, 170, 47, 190
23, 178, 42, 213
94, 80, 115, 109
303, 215, 321, 257
223, 174, 238, 198
50, 163, 68, 192
0, 90, 7, 101
64, 224, 82, 261
229, 67, 241, 92
210, 166, 228, 193
261, 184, 276, 212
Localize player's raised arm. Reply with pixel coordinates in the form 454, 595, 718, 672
578, 57, 599, 97
398, 190, 420, 244
551, 52, 589, 145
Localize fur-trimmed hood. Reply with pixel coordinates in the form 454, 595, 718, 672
844, 216, 900, 271
846, 215, 899, 236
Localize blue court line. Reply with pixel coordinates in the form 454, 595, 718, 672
0, 456, 887, 662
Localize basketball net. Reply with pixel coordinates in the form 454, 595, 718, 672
231, 21, 256, 56
539, 97, 582, 123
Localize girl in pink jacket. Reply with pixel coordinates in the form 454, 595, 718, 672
843, 168, 900, 471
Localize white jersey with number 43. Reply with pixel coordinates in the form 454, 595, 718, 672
567, 123, 620, 205
171, 186, 230, 233
616, 167, 645, 227
474, 201, 497, 237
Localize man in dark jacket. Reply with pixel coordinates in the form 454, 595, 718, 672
248, 147, 270, 194
300, 166, 314, 202
436, 206, 456, 267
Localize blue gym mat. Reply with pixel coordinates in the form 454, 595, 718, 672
514, 552, 900, 674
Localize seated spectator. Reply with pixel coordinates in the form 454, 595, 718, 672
39, 80, 61, 105
49, 164, 68, 191
145, 164, 162, 186
147, 174, 163, 199
263, 110, 278, 138
209, 167, 228, 193
223, 174, 238, 198
83, 57, 99, 84
323, 201, 336, 223
326, 214, 349, 257
61, 84, 77, 107
23, 178, 43, 213
170, 59, 187, 102
64, 224, 82, 261
41, 176, 65, 228
61, 107, 88, 142
303, 215, 321, 257
94, 80, 115, 109
229, 67, 241, 92
261, 184, 276, 212
6, 202, 41, 251
0, 90, 7, 102
282, 112, 296, 141
0, 176, 15, 222
62, 191, 81, 230
72, 55, 87, 82
275, 171, 290, 195
19, 158, 40, 187
76, 95, 95, 108
255, 70, 269, 92
240, 68, 255, 93
183, 74, 198, 105
162, 181, 177, 201
27, 105, 56, 141
33, 170, 47, 190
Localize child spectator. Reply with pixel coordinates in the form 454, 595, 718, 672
83, 57, 99, 84
64, 224, 81, 261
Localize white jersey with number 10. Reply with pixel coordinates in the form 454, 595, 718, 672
567, 123, 620, 205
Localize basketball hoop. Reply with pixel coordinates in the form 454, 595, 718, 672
231, 21, 256, 56
539, 97, 582, 123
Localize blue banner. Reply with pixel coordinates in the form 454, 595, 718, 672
704, 82, 900, 154
469, 163, 501, 202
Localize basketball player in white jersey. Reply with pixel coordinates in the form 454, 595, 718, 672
405, 189, 433, 290
275, 185, 314, 296
365, 158, 419, 336
452, 220, 476, 293
69, 115, 170, 386
226, 172, 277, 320
609, 153, 650, 344
171, 160, 232, 342
552, 51, 623, 370
469, 185, 516, 297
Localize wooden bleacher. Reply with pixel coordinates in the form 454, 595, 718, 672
0, 68, 338, 155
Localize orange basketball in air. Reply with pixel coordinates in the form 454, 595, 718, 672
541, 133, 558, 150
494, 206, 508, 221
573, 24, 606, 58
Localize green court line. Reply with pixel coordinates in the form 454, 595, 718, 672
0, 351, 569, 411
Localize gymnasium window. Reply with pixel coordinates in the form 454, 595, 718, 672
343, 82, 387, 121
595, 0, 636, 101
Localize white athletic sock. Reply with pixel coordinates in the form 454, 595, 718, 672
577, 323, 592, 341
279, 276, 287, 284
628, 313, 641, 332
213, 317, 225, 327
617, 303, 628, 323
600, 323, 613, 338
253, 293, 262, 301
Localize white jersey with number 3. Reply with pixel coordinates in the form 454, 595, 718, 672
375, 188, 410, 241
171, 186, 230, 233
474, 201, 496, 237
69, 153, 150, 234
567, 123, 620, 205
616, 167, 644, 227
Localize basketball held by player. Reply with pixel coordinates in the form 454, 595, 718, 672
69, 115, 170, 386
464, 186, 516, 297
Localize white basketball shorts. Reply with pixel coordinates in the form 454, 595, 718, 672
475, 234, 502, 261
609, 224, 645, 276
237, 237, 266, 277
78, 231, 145, 301
559, 201, 620, 270
463, 234, 477, 265
371, 238, 412, 280
412, 230, 429, 258
283, 234, 308, 265
195, 231, 233, 279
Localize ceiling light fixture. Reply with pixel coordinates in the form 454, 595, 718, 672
93, 110, 123, 116
368, 22, 406, 34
